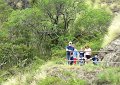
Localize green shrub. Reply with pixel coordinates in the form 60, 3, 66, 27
38, 76, 62, 85
38, 76, 87, 85
67, 78, 87, 85
97, 68, 120, 85
0, 43, 35, 68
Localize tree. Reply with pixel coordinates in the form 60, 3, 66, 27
0, 7, 52, 67
74, 8, 111, 38
32, 0, 87, 46
36, 0, 85, 31
73, 8, 112, 49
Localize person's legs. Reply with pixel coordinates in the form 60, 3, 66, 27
79, 59, 84, 65
70, 57, 73, 65
79, 59, 82, 65
66, 54, 70, 65
93, 60, 98, 65
73, 58, 77, 64
83, 59, 85, 65
86, 55, 91, 59
86, 55, 91, 63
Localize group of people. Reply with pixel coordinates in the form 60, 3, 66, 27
66, 41, 99, 65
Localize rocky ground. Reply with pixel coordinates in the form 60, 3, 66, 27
99, 35, 120, 66
45, 64, 104, 85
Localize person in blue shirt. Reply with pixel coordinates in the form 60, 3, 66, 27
73, 48, 79, 65
66, 41, 74, 65
91, 54, 99, 65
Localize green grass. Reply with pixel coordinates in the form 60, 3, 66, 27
97, 67, 120, 85
1, 58, 120, 85
38, 76, 62, 85
0, 58, 45, 85
38, 76, 87, 85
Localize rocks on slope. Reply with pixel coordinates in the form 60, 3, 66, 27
99, 36, 120, 67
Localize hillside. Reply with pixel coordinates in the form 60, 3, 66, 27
99, 35, 120, 66
1, 61, 120, 85
0, 0, 120, 85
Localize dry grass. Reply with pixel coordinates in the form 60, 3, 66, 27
102, 14, 120, 47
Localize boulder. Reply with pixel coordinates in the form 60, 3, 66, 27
99, 36, 120, 66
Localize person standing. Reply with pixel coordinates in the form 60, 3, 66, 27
84, 45, 92, 63
79, 47, 85, 65
66, 41, 74, 65
73, 48, 79, 65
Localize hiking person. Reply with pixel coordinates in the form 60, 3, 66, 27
91, 54, 99, 65
84, 45, 92, 63
73, 48, 79, 65
79, 47, 85, 65
66, 41, 74, 65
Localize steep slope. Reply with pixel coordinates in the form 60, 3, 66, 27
99, 36, 120, 67
102, 14, 120, 47
1, 62, 104, 85
98, 11, 120, 66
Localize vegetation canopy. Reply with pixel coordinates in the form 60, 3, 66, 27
1, 0, 120, 84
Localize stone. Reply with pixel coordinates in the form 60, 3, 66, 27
99, 36, 120, 66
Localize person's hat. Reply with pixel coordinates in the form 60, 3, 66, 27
69, 41, 72, 44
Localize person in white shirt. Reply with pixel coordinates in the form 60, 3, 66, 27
84, 46, 92, 59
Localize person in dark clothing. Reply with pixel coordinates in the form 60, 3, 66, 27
91, 54, 99, 65
79, 48, 85, 65
66, 41, 74, 65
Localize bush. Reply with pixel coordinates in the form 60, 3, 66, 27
0, 43, 35, 68
38, 76, 62, 85
97, 68, 120, 85
38, 76, 87, 85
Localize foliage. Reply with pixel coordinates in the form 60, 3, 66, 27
0, 7, 52, 67
102, 14, 120, 47
97, 68, 120, 85
38, 76, 62, 85
1, 59, 120, 85
76, 8, 111, 30
0, 0, 13, 25
26, 57, 45, 71
34, 0, 88, 47
0, 0, 112, 69
86, 35, 103, 51
0, 0, 119, 85
73, 7, 112, 49
0, 43, 35, 68
0, 58, 45, 85
38, 76, 87, 85
67, 78, 87, 85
